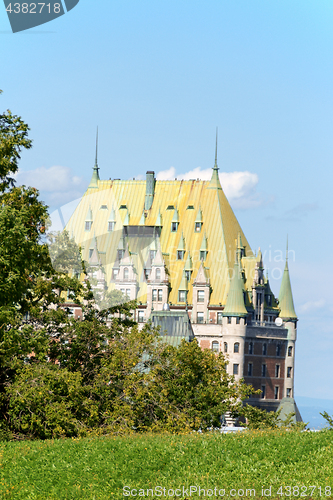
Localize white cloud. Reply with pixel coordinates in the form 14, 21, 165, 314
15, 166, 86, 208
299, 298, 326, 313
156, 166, 263, 209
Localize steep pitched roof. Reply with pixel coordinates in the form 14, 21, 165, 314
279, 260, 297, 320
223, 262, 247, 317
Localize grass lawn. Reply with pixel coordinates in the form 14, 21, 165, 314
0, 429, 333, 499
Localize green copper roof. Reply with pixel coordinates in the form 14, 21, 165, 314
172, 208, 179, 223
195, 206, 203, 223
139, 210, 145, 225
108, 206, 116, 222
278, 260, 297, 320
178, 232, 186, 251
184, 251, 193, 271
277, 397, 303, 425
200, 233, 208, 252
223, 262, 247, 317
123, 209, 130, 226
178, 271, 188, 291
155, 208, 162, 227
85, 206, 93, 221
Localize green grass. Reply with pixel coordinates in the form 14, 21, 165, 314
0, 430, 333, 499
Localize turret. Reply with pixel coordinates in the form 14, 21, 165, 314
222, 261, 247, 380
278, 238, 297, 399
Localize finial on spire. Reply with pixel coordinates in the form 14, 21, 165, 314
286, 234, 289, 262
95, 126, 99, 169
214, 126, 218, 170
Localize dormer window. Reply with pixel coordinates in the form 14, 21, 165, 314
171, 222, 178, 232
144, 269, 150, 280
108, 221, 115, 232
112, 268, 119, 280
85, 221, 92, 231
195, 222, 202, 232
185, 270, 191, 281
200, 250, 206, 261
150, 250, 156, 260
124, 267, 129, 280
267, 295, 272, 306
177, 250, 184, 260
179, 290, 186, 302
89, 249, 94, 258
156, 268, 161, 280
117, 249, 125, 261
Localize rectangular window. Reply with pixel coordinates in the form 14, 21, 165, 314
275, 364, 280, 378
274, 386, 279, 400
185, 270, 191, 281
197, 312, 204, 324
262, 364, 266, 377
261, 385, 266, 399
224, 342, 228, 353
195, 222, 201, 232
227, 317, 231, 324
138, 310, 145, 323
144, 269, 150, 280
247, 363, 253, 376
248, 342, 253, 355
108, 221, 115, 232
287, 367, 292, 378
276, 344, 281, 356
158, 289, 163, 302
171, 222, 178, 232
112, 269, 119, 280
200, 251, 206, 261
85, 221, 92, 231
286, 388, 291, 397
177, 250, 184, 260
126, 289, 130, 298
236, 317, 240, 324
152, 289, 157, 301
234, 343, 239, 353
262, 343, 267, 355
212, 341, 219, 353
217, 312, 222, 324
197, 290, 205, 302
179, 290, 186, 302
288, 346, 293, 356
118, 249, 124, 261
233, 364, 239, 376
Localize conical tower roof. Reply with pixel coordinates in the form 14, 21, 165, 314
178, 271, 188, 291
172, 208, 179, 223
195, 206, 203, 223
178, 232, 186, 251
155, 209, 162, 227
223, 262, 247, 317
85, 205, 93, 221
184, 251, 193, 271
108, 205, 116, 222
278, 252, 297, 320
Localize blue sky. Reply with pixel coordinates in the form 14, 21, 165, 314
1, 0, 333, 414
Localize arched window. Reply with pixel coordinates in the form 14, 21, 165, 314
224, 342, 228, 353
156, 268, 161, 280
212, 341, 219, 353
124, 267, 129, 280
234, 342, 240, 353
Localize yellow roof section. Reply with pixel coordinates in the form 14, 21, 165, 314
66, 173, 257, 305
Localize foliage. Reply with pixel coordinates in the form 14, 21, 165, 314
1, 430, 333, 499
320, 411, 333, 429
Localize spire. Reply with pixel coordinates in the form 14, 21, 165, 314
208, 127, 222, 190
178, 271, 188, 291
178, 232, 186, 251
88, 127, 100, 188
195, 205, 203, 223
278, 238, 297, 320
155, 208, 162, 227
184, 251, 193, 271
223, 261, 247, 317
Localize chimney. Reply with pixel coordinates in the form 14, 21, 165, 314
145, 171, 155, 210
